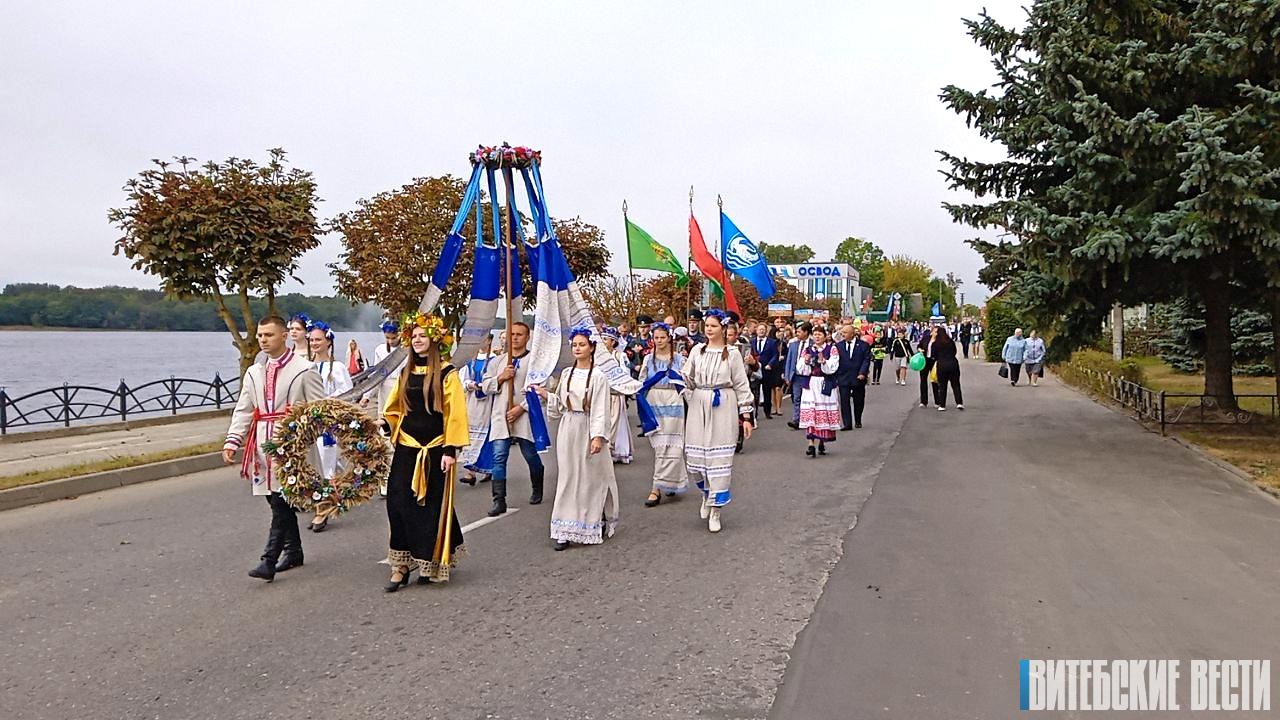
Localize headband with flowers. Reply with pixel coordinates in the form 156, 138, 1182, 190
289, 313, 312, 330
702, 308, 728, 323
568, 325, 595, 343
650, 322, 673, 335
400, 312, 454, 349
308, 319, 335, 343
380, 319, 399, 334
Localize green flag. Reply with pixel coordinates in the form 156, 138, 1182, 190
626, 217, 689, 287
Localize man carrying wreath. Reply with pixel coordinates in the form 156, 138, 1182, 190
223, 315, 325, 582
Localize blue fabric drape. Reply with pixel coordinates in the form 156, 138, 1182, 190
635, 368, 685, 436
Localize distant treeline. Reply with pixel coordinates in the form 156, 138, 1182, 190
0, 284, 380, 331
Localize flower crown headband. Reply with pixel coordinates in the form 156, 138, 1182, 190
400, 312, 454, 348
308, 319, 334, 343
568, 325, 595, 343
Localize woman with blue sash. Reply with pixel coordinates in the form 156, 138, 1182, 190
637, 323, 687, 507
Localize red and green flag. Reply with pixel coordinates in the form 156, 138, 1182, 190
689, 212, 739, 314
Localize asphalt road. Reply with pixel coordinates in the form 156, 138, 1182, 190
771, 365, 1280, 719
0, 378, 916, 720
5, 364, 1278, 720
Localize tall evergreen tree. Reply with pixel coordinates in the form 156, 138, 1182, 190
940, 1, 1280, 407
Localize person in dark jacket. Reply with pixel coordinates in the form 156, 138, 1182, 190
929, 327, 964, 410
750, 323, 781, 418
958, 320, 973, 359
835, 323, 872, 429
917, 330, 936, 408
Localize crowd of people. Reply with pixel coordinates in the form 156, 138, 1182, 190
223, 308, 1001, 591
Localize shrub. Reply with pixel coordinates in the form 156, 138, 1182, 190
983, 298, 1022, 362
1053, 349, 1148, 396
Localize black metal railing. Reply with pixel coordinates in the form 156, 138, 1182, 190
0, 374, 240, 435
1064, 363, 1278, 434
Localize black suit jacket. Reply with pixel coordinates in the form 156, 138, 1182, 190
835, 338, 872, 387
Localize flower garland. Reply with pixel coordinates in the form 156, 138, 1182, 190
470, 144, 541, 169
264, 398, 392, 514
401, 311, 455, 350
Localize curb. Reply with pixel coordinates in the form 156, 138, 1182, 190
0, 452, 225, 512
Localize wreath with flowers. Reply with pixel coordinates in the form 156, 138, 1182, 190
400, 311, 455, 351
470, 144, 541, 169
264, 398, 392, 514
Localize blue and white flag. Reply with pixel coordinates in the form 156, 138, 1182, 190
720, 210, 775, 299
931, 301, 942, 316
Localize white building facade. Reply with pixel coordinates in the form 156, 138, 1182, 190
769, 263, 863, 317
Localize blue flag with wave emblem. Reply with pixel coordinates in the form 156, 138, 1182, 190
719, 210, 775, 299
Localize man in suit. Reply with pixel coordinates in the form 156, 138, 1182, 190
959, 318, 973, 359
835, 323, 872, 430
784, 322, 812, 429
751, 323, 780, 418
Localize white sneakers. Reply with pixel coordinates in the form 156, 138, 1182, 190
708, 507, 722, 533
957, 404, 965, 410
937, 406, 947, 412
700, 496, 710, 519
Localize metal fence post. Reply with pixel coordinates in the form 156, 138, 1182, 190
169, 375, 179, 415
213, 373, 223, 409
1159, 391, 1166, 435
61, 382, 71, 427
118, 380, 128, 422
0, 387, 7, 436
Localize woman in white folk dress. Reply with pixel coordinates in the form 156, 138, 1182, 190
601, 327, 634, 465
797, 324, 841, 458
638, 323, 688, 507
457, 334, 495, 486
535, 327, 619, 551
306, 321, 352, 532
680, 309, 754, 533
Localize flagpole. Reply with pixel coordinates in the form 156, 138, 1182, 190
623, 199, 637, 321
501, 157, 518, 412
686, 186, 694, 319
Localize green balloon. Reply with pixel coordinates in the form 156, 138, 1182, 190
908, 352, 926, 371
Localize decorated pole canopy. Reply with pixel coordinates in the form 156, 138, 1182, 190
343, 144, 642, 411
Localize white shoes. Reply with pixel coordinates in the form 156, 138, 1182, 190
699, 496, 710, 519
708, 507, 722, 533
957, 404, 965, 410
937, 406, 947, 412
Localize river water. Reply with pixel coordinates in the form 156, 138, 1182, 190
0, 330, 392, 401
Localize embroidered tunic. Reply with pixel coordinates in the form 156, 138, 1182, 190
224, 350, 324, 496
457, 354, 494, 469
680, 343, 753, 507
640, 351, 688, 493
544, 364, 619, 544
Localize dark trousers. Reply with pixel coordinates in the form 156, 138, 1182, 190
264, 492, 300, 561
933, 371, 963, 407
960, 338, 971, 358
839, 382, 865, 428
919, 359, 936, 406
871, 360, 884, 383
1008, 362, 1023, 384
757, 375, 773, 416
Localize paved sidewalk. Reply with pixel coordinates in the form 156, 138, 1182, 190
771, 359, 1280, 719
0, 414, 229, 476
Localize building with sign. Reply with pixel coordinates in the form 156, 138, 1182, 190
769, 263, 864, 317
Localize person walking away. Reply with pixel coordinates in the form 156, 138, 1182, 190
223, 316, 325, 582
638, 324, 688, 506
1002, 328, 1028, 386
536, 328, 620, 550
752, 323, 779, 419
785, 322, 813, 428
917, 328, 937, 408
930, 327, 964, 411
480, 321, 544, 516
797, 325, 841, 457
835, 323, 872, 430
1023, 330, 1046, 387
959, 319, 973, 359
380, 314, 469, 590
306, 321, 353, 532
681, 309, 754, 533
457, 334, 495, 485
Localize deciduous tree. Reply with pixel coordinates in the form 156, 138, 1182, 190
834, 237, 886, 294
109, 149, 321, 373
758, 242, 815, 265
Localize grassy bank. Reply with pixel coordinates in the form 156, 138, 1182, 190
0, 441, 223, 491
1056, 352, 1279, 496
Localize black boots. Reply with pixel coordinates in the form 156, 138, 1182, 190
251, 495, 301, 582
275, 516, 304, 573
529, 471, 544, 505
488, 477, 508, 516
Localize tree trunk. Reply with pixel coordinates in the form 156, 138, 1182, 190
1200, 272, 1237, 410
237, 338, 259, 376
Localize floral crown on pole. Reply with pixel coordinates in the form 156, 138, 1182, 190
400, 312, 454, 348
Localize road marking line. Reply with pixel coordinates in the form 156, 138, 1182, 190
377, 507, 521, 564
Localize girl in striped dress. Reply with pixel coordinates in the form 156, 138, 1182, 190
639, 323, 688, 506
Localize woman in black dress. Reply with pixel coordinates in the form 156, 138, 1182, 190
381, 315, 469, 591
929, 327, 964, 411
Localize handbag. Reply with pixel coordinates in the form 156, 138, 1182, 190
998, 363, 1010, 379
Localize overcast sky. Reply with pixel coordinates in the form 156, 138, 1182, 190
1, 0, 1025, 304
